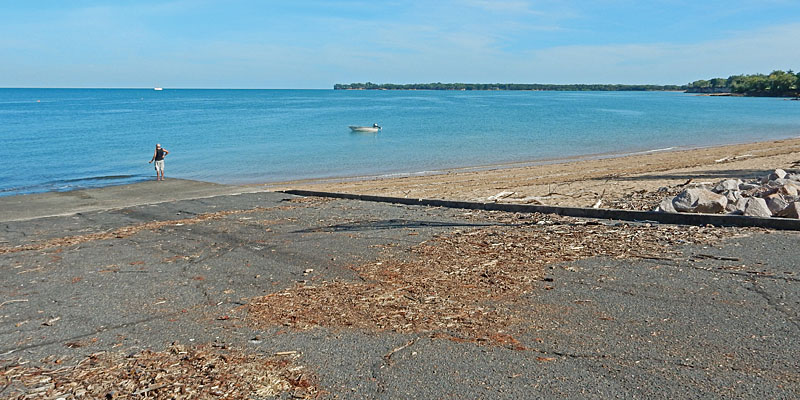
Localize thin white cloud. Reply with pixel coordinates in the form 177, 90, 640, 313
518, 23, 800, 83
315, 21, 800, 86
2, 3, 798, 88
74, 0, 204, 18
463, 0, 542, 15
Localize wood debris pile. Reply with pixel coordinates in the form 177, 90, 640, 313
609, 187, 683, 211
0, 344, 316, 399
249, 211, 738, 346
275, 196, 335, 211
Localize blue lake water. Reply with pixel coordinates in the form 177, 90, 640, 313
1, 88, 799, 196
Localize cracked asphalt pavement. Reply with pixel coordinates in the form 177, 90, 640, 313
1, 187, 798, 398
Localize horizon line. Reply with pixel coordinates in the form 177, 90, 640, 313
1, 82, 688, 90
0, 87, 333, 90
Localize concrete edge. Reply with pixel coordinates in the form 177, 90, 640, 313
281, 189, 800, 231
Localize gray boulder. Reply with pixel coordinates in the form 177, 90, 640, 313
766, 194, 790, 216
655, 197, 677, 213
739, 182, 761, 191
769, 169, 788, 181
778, 183, 800, 198
743, 197, 772, 218
672, 188, 727, 214
723, 190, 742, 203
777, 202, 800, 219
767, 178, 791, 188
786, 173, 800, 182
727, 196, 748, 214
713, 179, 742, 193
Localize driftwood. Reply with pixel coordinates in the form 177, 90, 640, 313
487, 191, 515, 201
715, 154, 755, 163
0, 299, 28, 308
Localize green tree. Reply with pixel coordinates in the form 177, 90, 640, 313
710, 78, 727, 89
691, 79, 711, 89
767, 70, 794, 95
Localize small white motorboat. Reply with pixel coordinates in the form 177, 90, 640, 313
349, 124, 381, 133
153, 87, 163, 91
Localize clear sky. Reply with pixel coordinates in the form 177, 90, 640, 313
2, 0, 799, 88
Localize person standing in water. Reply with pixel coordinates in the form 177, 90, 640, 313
148, 143, 169, 181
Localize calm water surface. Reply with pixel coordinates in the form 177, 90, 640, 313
1, 89, 799, 196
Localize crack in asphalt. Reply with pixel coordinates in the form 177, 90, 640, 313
0, 314, 165, 355
538, 348, 779, 374
371, 337, 420, 394
630, 256, 800, 283
0, 296, 251, 357
683, 262, 800, 283
175, 209, 200, 216
744, 279, 800, 331
2, 224, 27, 238
555, 276, 699, 304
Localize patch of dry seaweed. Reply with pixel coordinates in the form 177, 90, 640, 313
0, 343, 317, 399
609, 187, 684, 211
248, 211, 743, 347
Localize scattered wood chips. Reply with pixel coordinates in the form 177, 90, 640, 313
249, 211, 742, 347
0, 343, 317, 399
609, 187, 683, 211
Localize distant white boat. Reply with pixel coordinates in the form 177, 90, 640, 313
153, 87, 163, 91
349, 124, 381, 133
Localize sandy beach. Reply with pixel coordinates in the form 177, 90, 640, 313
270, 138, 800, 208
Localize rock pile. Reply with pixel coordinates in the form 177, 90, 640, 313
656, 168, 800, 218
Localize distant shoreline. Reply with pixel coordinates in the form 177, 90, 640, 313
334, 83, 686, 91
333, 85, 800, 99
335, 69, 800, 97
333, 86, 800, 98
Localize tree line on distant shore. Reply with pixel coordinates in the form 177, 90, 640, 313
686, 70, 799, 97
333, 82, 685, 91
335, 70, 800, 97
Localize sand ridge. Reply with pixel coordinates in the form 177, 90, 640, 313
271, 138, 800, 208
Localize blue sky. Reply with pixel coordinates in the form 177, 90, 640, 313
1, 0, 799, 88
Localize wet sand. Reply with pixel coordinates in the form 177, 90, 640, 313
1, 139, 798, 236
3, 139, 798, 222
267, 138, 800, 208
0, 178, 264, 222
